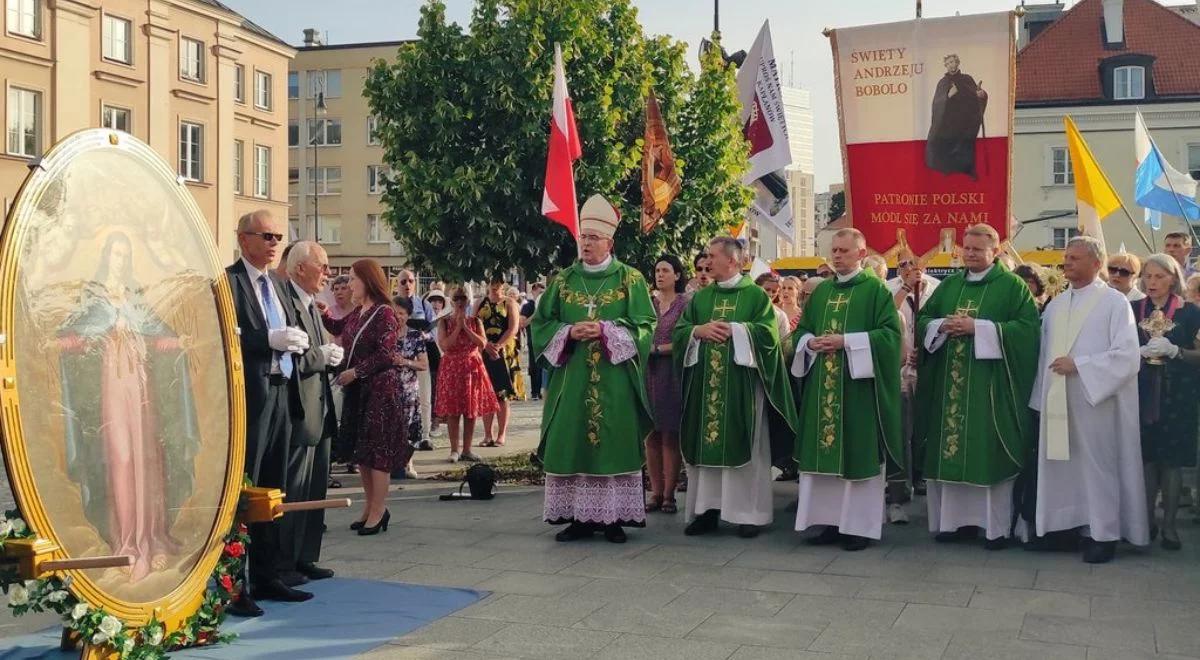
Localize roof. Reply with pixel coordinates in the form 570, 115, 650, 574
1016, 0, 1200, 104
189, 0, 291, 48
297, 40, 416, 52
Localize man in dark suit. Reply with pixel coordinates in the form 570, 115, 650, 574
226, 210, 314, 616
278, 240, 342, 586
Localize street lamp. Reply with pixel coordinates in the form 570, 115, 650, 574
310, 90, 327, 242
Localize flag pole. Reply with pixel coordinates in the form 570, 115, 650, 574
1116, 201, 1154, 252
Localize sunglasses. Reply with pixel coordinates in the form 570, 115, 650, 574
1108, 266, 1134, 277
242, 231, 283, 243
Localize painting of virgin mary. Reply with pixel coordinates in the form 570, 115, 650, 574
57, 230, 200, 582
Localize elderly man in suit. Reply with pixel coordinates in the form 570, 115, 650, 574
277, 240, 343, 586
226, 210, 313, 616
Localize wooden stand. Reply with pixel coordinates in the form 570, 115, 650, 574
237, 486, 351, 523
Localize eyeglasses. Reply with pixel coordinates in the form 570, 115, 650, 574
241, 231, 283, 243
898, 261, 916, 269
1108, 266, 1134, 277
579, 234, 606, 243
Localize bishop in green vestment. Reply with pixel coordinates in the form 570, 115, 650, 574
673, 237, 799, 538
791, 228, 902, 550
915, 225, 1039, 547
531, 194, 655, 544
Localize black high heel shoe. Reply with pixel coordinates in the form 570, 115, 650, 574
350, 520, 366, 531
358, 510, 390, 536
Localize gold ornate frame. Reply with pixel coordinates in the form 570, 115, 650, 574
0, 129, 246, 630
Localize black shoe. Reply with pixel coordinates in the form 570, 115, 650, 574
358, 510, 391, 536
913, 480, 927, 496
530, 452, 543, 468
1082, 539, 1116, 564
279, 570, 309, 587
738, 524, 760, 538
841, 535, 870, 551
556, 522, 594, 542
1150, 524, 1159, 541
935, 527, 979, 543
253, 578, 314, 603
297, 562, 335, 580
604, 524, 627, 543
1161, 530, 1182, 551
417, 440, 434, 451
350, 519, 366, 531
345, 464, 358, 474
775, 465, 799, 482
684, 510, 719, 536
984, 537, 1009, 551
227, 592, 264, 617
328, 478, 343, 489
806, 526, 843, 546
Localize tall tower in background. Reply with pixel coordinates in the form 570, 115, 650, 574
781, 86, 815, 256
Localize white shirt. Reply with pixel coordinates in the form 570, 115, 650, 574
241, 257, 288, 328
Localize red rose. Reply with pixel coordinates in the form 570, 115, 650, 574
219, 574, 234, 594
223, 541, 245, 558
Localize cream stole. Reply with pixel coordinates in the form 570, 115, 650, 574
1042, 284, 1104, 461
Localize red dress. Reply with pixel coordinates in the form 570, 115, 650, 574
324, 304, 413, 473
434, 316, 500, 418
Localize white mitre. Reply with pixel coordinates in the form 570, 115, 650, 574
579, 194, 621, 238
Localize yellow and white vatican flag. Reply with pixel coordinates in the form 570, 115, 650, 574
1064, 116, 1121, 252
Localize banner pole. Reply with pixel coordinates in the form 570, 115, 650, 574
1117, 202, 1155, 252
916, 0, 922, 18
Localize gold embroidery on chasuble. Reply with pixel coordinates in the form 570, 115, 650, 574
941, 296, 982, 460
819, 293, 851, 453
704, 296, 739, 445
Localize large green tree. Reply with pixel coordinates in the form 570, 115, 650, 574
364, 0, 749, 281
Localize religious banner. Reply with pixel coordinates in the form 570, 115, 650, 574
641, 90, 682, 234
737, 21, 793, 243
829, 11, 1014, 256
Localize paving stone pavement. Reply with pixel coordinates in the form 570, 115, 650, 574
4, 399, 1200, 659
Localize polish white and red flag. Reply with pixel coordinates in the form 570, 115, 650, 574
541, 43, 583, 239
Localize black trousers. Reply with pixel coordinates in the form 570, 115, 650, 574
245, 380, 290, 586
278, 436, 331, 569
528, 360, 542, 396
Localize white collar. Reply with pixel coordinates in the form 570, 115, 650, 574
717, 273, 742, 289
965, 264, 994, 282
241, 257, 270, 284
1071, 278, 1103, 293
835, 267, 862, 283
581, 255, 613, 273
290, 280, 314, 308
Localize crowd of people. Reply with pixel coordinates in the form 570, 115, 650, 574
531, 193, 1200, 568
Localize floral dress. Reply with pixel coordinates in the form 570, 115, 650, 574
646, 294, 689, 433
434, 316, 501, 418
397, 328, 427, 447
477, 297, 523, 400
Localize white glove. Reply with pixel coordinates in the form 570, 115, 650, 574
319, 343, 344, 367
1147, 336, 1180, 359
268, 327, 309, 353
1140, 344, 1162, 360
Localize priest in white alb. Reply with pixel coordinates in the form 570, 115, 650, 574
1029, 236, 1149, 564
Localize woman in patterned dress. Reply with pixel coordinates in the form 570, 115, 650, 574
645, 255, 689, 514
476, 278, 521, 447
434, 284, 499, 462
391, 296, 429, 478
324, 259, 409, 536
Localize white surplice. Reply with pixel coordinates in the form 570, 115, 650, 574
922, 265, 1014, 540
1028, 280, 1149, 545
683, 274, 775, 526
791, 268, 887, 540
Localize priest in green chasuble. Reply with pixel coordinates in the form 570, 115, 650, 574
673, 237, 799, 538
532, 194, 656, 544
915, 224, 1040, 549
792, 228, 903, 551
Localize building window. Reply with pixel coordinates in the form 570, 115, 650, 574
307, 118, 341, 146
307, 215, 342, 244
102, 15, 132, 64
308, 70, 342, 99
6, 87, 40, 157
288, 121, 299, 147
368, 165, 388, 194
367, 214, 392, 244
101, 105, 130, 133
178, 122, 203, 181
1188, 143, 1200, 182
1052, 227, 1080, 250
234, 64, 245, 104
1114, 66, 1145, 101
6, 0, 39, 39
254, 70, 272, 110
233, 140, 244, 195
367, 115, 381, 146
180, 38, 205, 83
1048, 146, 1074, 186
307, 166, 342, 195
254, 145, 270, 198
287, 72, 299, 99
288, 218, 301, 241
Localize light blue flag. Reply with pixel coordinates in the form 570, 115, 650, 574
1134, 111, 1200, 222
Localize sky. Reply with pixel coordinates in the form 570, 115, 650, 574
225, 0, 1050, 190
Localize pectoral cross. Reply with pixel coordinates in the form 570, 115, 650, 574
954, 300, 980, 318
584, 297, 598, 319
827, 294, 850, 313
713, 299, 737, 320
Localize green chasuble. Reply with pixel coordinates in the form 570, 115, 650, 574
914, 262, 1040, 485
791, 271, 903, 481
531, 258, 655, 476
672, 276, 799, 468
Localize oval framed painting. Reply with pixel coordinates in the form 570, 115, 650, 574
0, 129, 245, 626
